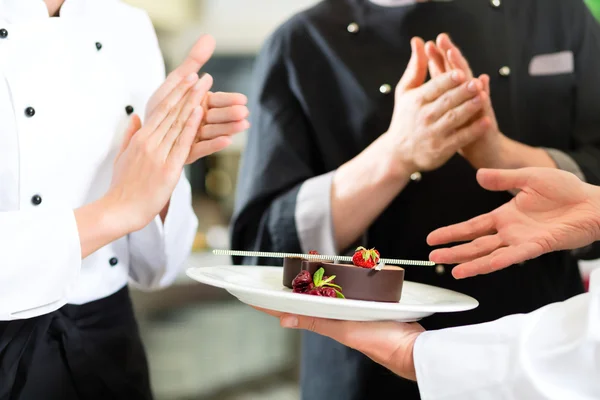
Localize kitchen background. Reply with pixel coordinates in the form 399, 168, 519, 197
122, 1, 600, 399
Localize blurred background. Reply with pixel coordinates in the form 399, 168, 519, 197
121, 1, 600, 399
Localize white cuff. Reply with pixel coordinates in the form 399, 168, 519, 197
295, 171, 337, 254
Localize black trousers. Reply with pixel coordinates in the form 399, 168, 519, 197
0, 287, 153, 400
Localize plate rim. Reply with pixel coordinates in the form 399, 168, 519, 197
186, 265, 479, 313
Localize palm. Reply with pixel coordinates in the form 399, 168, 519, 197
428, 168, 600, 278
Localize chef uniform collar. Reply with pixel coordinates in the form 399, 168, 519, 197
0, 0, 111, 23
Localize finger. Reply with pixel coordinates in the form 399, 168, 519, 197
160, 74, 213, 150
207, 92, 248, 108
418, 69, 466, 104
427, 213, 496, 246
446, 116, 490, 149
185, 136, 232, 164
479, 74, 491, 96
451, 246, 510, 279
205, 105, 249, 124
425, 41, 446, 78
147, 35, 216, 114
144, 73, 199, 137
437, 34, 473, 78
432, 95, 486, 135
476, 168, 532, 192
251, 306, 283, 318
198, 120, 250, 140
425, 78, 482, 121
429, 234, 503, 264
168, 106, 204, 166
398, 37, 428, 92
117, 114, 142, 157
488, 242, 547, 270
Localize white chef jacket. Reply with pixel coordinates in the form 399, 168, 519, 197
414, 267, 600, 399
0, 0, 198, 320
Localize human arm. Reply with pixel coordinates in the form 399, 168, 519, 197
266, 270, 600, 400
232, 35, 488, 257
1, 67, 210, 320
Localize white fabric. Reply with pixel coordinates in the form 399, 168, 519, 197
0, 0, 198, 320
414, 268, 600, 399
295, 171, 338, 255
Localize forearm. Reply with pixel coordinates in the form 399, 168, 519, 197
477, 135, 557, 170
332, 133, 413, 251
74, 196, 130, 259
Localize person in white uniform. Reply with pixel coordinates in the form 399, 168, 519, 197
0, 0, 249, 398
262, 167, 600, 400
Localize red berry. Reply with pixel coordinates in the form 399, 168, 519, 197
307, 288, 323, 296
320, 288, 337, 298
293, 282, 314, 294
352, 247, 381, 268
308, 250, 319, 255
292, 270, 313, 292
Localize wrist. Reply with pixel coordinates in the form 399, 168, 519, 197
377, 132, 417, 182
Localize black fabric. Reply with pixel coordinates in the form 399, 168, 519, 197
0, 287, 152, 400
231, 0, 598, 399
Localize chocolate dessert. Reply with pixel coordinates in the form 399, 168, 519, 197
301, 261, 405, 302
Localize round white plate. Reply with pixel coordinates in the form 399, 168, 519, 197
187, 265, 478, 322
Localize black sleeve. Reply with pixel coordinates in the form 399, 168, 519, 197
567, 0, 600, 186
230, 27, 317, 265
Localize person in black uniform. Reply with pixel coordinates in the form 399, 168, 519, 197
231, 0, 600, 399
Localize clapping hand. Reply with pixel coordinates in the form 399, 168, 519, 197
144, 35, 249, 164
425, 33, 505, 169
428, 168, 600, 279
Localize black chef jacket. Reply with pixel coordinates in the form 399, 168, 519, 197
231, 1, 600, 399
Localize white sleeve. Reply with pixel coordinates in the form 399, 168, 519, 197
414, 269, 600, 400
0, 210, 81, 321
127, 172, 198, 290
295, 171, 366, 255
295, 171, 338, 255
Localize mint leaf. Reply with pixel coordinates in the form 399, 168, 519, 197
321, 275, 336, 285
335, 290, 345, 299
324, 282, 342, 291
313, 268, 324, 286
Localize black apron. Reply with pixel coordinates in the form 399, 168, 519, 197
0, 287, 152, 400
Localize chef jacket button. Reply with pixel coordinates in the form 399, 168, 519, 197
499, 66, 511, 77
0, 29, 8, 39
435, 265, 445, 275
125, 105, 134, 115
410, 172, 422, 182
347, 22, 359, 34
95, 42, 102, 51
25, 107, 35, 117
31, 194, 42, 206
490, 0, 501, 8
109, 257, 118, 267
379, 84, 392, 94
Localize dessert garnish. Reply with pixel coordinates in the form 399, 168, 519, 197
292, 268, 345, 298
352, 246, 380, 268
308, 250, 319, 255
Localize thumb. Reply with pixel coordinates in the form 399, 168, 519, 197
476, 168, 531, 192
398, 37, 428, 92
117, 114, 142, 157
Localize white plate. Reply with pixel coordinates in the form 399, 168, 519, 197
187, 265, 479, 322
